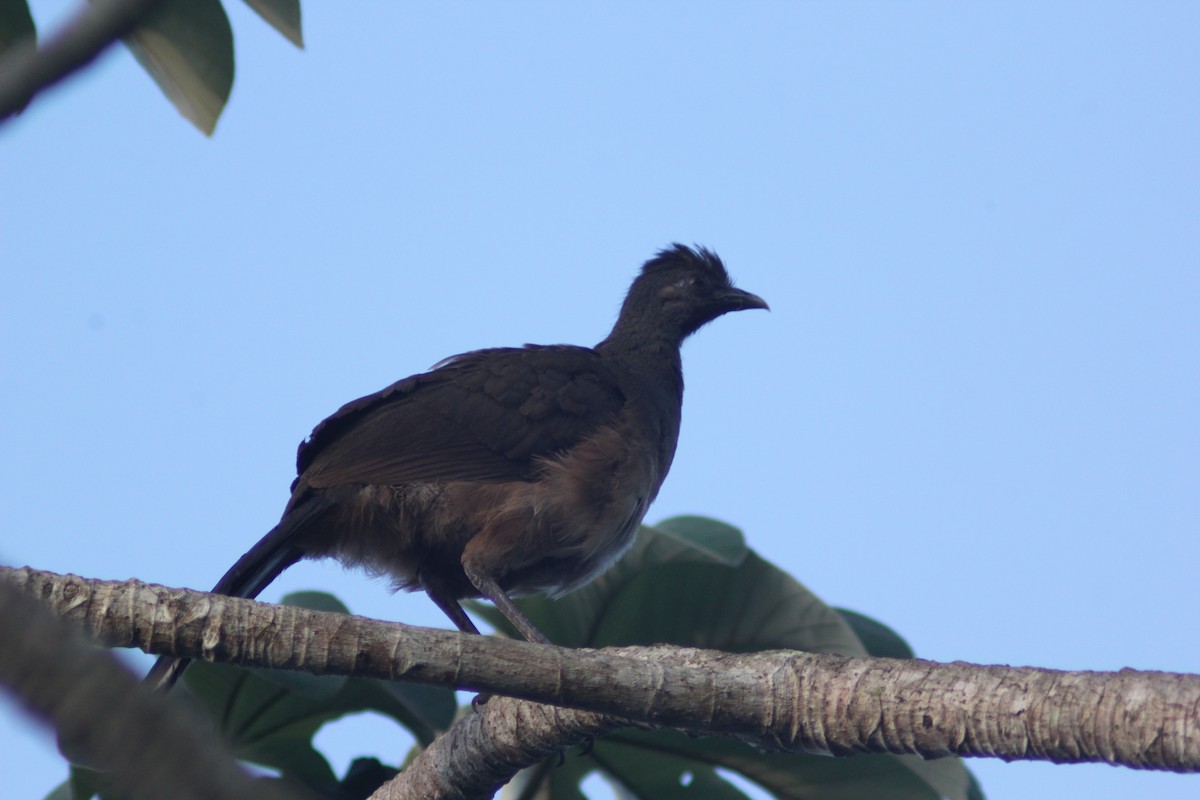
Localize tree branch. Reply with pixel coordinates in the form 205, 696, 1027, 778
0, 0, 165, 122
5, 566, 1198, 784
372, 697, 628, 800
0, 573, 286, 800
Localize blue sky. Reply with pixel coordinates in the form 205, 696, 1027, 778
2, 2, 1197, 798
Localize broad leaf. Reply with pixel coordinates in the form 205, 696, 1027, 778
472, 518, 863, 654
175, 592, 455, 789
283, 589, 351, 615
43, 768, 104, 800
655, 514, 749, 565
504, 756, 592, 800
835, 608, 916, 660
243, 0, 303, 47
590, 738, 753, 800
0, 0, 35, 55
122, 0, 234, 135
602, 730, 970, 800
477, 517, 983, 800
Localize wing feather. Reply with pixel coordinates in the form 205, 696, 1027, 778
296, 346, 627, 488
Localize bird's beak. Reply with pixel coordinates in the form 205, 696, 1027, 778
722, 288, 770, 312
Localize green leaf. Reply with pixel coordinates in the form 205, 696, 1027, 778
0, 0, 35, 54
276, 589, 458, 743
654, 515, 749, 566
181, 659, 459, 788
122, 0, 234, 135
607, 730, 969, 800
966, 770, 987, 800
173, 587, 456, 791
282, 590, 352, 615
476, 518, 983, 800
336, 673, 457, 747
339, 757, 399, 799
591, 738, 753, 800
506, 756, 592, 800
242, 0, 303, 48
181, 660, 339, 788
834, 608, 916, 660
473, 520, 864, 654
69, 767, 103, 800
47, 766, 110, 800
43, 777, 77, 800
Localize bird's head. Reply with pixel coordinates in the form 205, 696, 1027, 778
616, 244, 768, 344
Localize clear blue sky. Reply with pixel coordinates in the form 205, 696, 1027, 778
3, 2, 1197, 798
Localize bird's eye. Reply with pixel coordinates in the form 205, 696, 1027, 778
662, 274, 705, 303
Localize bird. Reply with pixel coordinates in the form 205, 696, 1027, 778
147, 244, 766, 690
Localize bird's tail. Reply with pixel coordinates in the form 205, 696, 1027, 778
145, 495, 329, 692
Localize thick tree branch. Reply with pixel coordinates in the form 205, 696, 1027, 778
0, 574, 285, 800
5, 566, 1199, 781
372, 697, 628, 800
0, 0, 165, 122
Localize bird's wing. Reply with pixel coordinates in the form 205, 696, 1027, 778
295, 345, 628, 488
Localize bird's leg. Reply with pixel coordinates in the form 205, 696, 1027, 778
462, 563, 552, 645
424, 582, 496, 707
424, 584, 484, 636
144, 655, 188, 693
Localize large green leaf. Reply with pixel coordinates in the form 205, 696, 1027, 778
478, 517, 983, 800
242, 0, 303, 47
122, 0, 234, 135
48, 589, 453, 800
181, 660, 342, 787
275, 590, 458, 744
283, 589, 352, 614
0, 0, 35, 54
601, 731, 969, 800
654, 515, 750, 565
177, 592, 455, 791
472, 517, 864, 654
504, 756, 592, 800
590, 737, 752, 800
834, 608, 916, 660
43, 768, 104, 800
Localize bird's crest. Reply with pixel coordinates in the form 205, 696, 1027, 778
640, 243, 730, 282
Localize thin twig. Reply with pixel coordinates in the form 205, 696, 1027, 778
0, 0, 164, 122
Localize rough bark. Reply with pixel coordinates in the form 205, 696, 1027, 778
0, 575, 287, 800
4, 565, 1198, 799
372, 698, 626, 800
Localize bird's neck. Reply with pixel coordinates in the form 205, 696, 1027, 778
596, 333, 685, 498
597, 313, 687, 355
595, 331, 685, 408
597, 325, 682, 367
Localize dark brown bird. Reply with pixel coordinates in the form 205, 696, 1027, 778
147, 244, 766, 690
